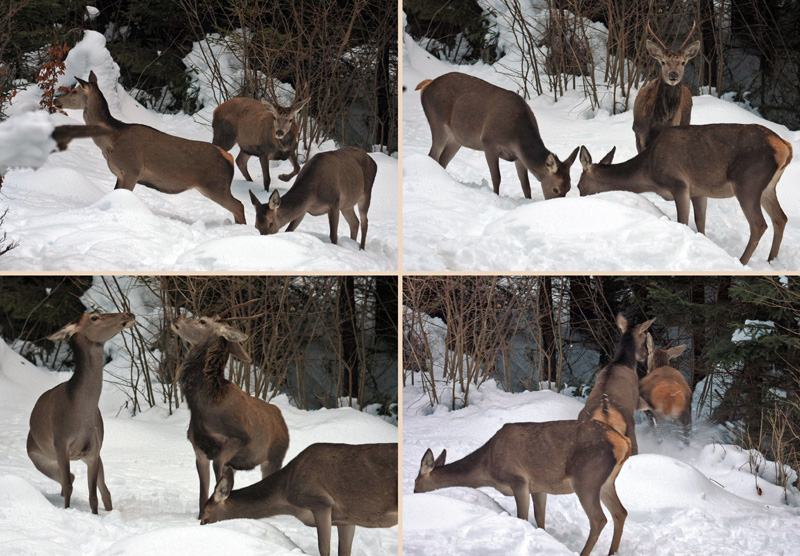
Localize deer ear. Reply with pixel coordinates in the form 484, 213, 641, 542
260, 98, 278, 115
545, 153, 558, 174
598, 146, 616, 165
683, 40, 701, 61
212, 474, 232, 503
563, 147, 579, 168
579, 145, 592, 171
229, 342, 251, 362
249, 190, 262, 208
88, 71, 98, 84
645, 39, 664, 60
616, 313, 628, 333
219, 324, 248, 343
290, 97, 310, 117
667, 343, 687, 359
420, 449, 435, 474
48, 318, 81, 341
434, 449, 447, 467
75, 76, 88, 88
268, 189, 281, 210
637, 317, 656, 333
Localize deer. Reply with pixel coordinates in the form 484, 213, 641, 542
633, 22, 701, 153
577, 122, 793, 265
638, 333, 692, 443
248, 146, 376, 249
415, 72, 579, 200
212, 83, 309, 191
578, 314, 655, 456
201, 442, 398, 556
171, 315, 290, 517
27, 312, 135, 514
54, 71, 245, 224
414, 420, 630, 556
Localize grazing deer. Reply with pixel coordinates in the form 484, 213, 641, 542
171, 315, 290, 517
201, 443, 398, 556
414, 420, 630, 556
27, 312, 135, 514
633, 22, 700, 153
577, 123, 792, 265
54, 71, 245, 224
248, 146, 376, 249
578, 314, 655, 456
638, 334, 692, 442
212, 83, 309, 191
416, 72, 579, 200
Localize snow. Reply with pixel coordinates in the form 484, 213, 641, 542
402, 378, 800, 556
0, 30, 397, 271
0, 334, 398, 555
401, 18, 800, 271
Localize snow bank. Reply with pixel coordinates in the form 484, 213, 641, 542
0, 112, 56, 169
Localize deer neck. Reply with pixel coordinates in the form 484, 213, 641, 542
610, 331, 638, 370
67, 334, 106, 405
276, 186, 313, 228
516, 111, 552, 181
179, 335, 231, 404
654, 78, 683, 120
427, 444, 493, 491
592, 154, 654, 194
225, 473, 296, 520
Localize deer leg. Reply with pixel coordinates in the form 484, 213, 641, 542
574, 483, 607, 556
328, 209, 340, 245
212, 437, 243, 482
337, 524, 356, 556
85, 455, 101, 514
259, 154, 272, 191
531, 491, 547, 529
515, 160, 532, 199
358, 194, 371, 250
626, 417, 638, 456
679, 410, 692, 446
738, 193, 768, 266
313, 507, 333, 556
54, 441, 72, 509
600, 483, 627, 555
279, 150, 301, 182
485, 151, 502, 196
438, 139, 461, 169
27, 433, 71, 490
691, 196, 707, 234
195, 448, 211, 517
286, 213, 306, 232
198, 188, 246, 225
235, 151, 254, 182
260, 460, 281, 478
96, 456, 112, 511
341, 207, 360, 241
673, 187, 692, 227
760, 180, 787, 262
427, 124, 448, 165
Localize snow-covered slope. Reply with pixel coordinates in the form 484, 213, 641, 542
0, 337, 398, 555
402, 379, 800, 555
0, 31, 398, 271
401, 29, 800, 271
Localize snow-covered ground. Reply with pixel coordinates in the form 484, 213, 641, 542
0, 31, 398, 271
401, 18, 800, 271
0, 336, 398, 555
402, 381, 800, 555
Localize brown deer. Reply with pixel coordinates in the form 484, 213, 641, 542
171, 315, 290, 517
201, 443, 398, 556
578, 314, 655, 456
638, 334, 692, 442
51, 124, 113, 151
414, 420, 630, 556
27, 312, 135, 514
633, 22, 700, 153
415, 72, 579, 200
577, 123, 792, 265
212, 83, 309, 191
54, 71, 245, 224
248, 146, 376, 249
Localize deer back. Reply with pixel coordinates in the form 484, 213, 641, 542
212, 97, 298, 157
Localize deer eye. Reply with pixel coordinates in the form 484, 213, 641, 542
199, 319, 207, 325
91, 316, 99, 321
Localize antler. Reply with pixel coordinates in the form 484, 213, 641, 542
679, 20, 698, 50
266, 78, 283, 107
646, 23, 668, 52
290, 83, 310, 110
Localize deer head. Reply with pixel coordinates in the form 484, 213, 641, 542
54, 71, 100, 110
645, 22, 701, 86
261, 82, 309, 141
